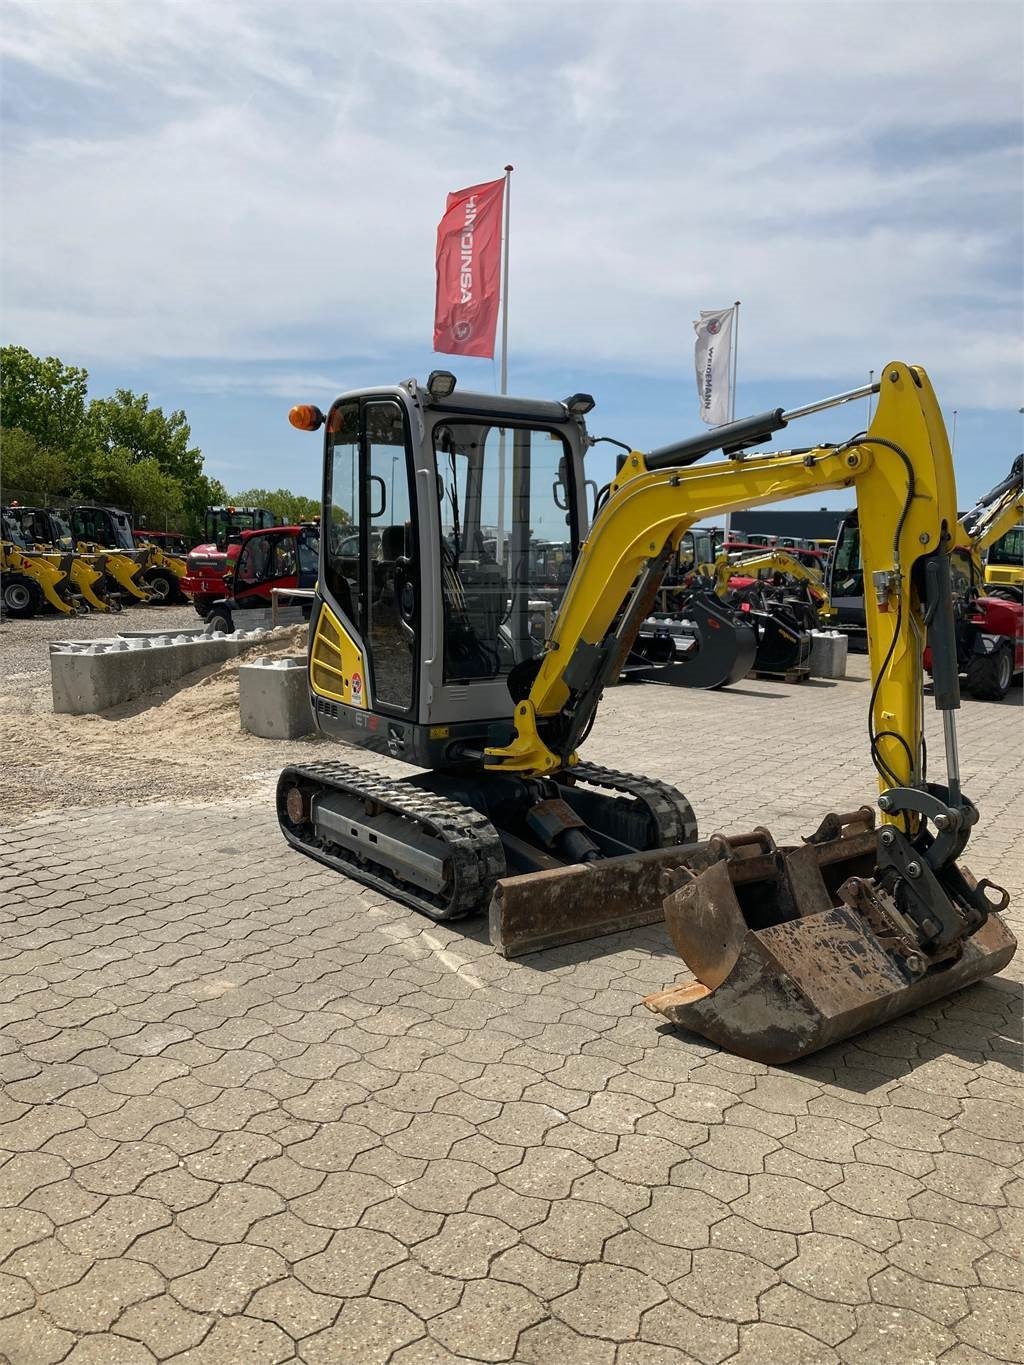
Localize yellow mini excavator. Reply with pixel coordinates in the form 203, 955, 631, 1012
702, 546, 834, 616
278, 364, 1015, 1062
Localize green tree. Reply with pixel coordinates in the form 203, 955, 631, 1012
87, 448, 184, 528
0, 427, 75, 502
87, 389, 206, 520
0, 346, 90, 455
229, 486, 322, 524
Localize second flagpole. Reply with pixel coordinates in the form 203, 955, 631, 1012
722, 299, 741, 550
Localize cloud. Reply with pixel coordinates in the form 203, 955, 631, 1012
1, 0, 1021, 410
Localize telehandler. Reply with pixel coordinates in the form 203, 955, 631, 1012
278, 364, 1015, 1062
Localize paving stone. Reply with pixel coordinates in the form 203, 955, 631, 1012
888, 1219, 990, 1286
162, 1313, 292, 1363
868, 1266, 970, 1327
491, 1242, 580, 1299
781, 1232, 887, 1303
176, 1180, 283, 1243
400, 1158, 496, 1213
430, 1278, 546, 1360
812, 1200, 901, 1252
59, 1194, 169, 1258
760, 1282, 857, 1346
469, 1180, 550, 1230
728, 1322, 839, 1364
640, 1298, 739, 1363
170, 1242, 287, 1314
709, 1214, 797, 1269
837, 1303, 955, 1364
126, 1226, 216, 1279
500, 1145, 592, 1199
360, 1194, 445, 1245
617, 1345, 701, 1365
296, 1226, 406, 1296
415, 1212, 519, 1278
672, 1247, 778, 1321
629, 1185, 729, 1251
40, 1257, 163, 1331
372, 1259, 464, 1317
247, 1279, 339, 1339
907, 1189, 1001, 1239
248, 1209, 333, 1260
302, 1298, 423, 1363
115, 1294, 214, 1359
557, 1255, 669, 1343
524, 1198, 626, 1262
957, 1284, 1024, 1361
0, 1308, 75, 1364
731, 1173, 827, 1232
59, 1335, 159, 1364
517, 1316, 616, 1364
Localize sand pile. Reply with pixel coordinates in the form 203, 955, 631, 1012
0, 624, 329, 819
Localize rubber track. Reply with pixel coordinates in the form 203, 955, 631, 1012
277, 760, 506, 921
568, 763, 699, 848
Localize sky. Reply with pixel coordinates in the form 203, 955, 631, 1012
2, 0, 1022, 513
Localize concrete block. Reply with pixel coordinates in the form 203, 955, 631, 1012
239, 656, 313, 739
50, 629, 271, 714
809, 630, 849, 679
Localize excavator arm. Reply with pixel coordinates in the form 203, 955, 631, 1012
487, 362, 956, 801
961, 454, 1023, 558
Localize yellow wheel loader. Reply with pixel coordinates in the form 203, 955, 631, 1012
1, 528, 85, 618
3, 506, 123, 612
276, 364, 1015, 1063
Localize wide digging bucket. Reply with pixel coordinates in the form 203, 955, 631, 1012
644, 818, 1017, 1064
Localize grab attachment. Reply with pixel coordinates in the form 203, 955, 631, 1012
645, 810, 1015, 1064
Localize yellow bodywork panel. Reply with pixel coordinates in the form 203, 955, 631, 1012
310, 603, 367, 708
485, 362, 959, 800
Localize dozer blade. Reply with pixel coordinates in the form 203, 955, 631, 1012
491, 842, 710, 957
644, 820, 1016, 1064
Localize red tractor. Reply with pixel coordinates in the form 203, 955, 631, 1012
202, 523, 320, 634
180, 505, 276, 616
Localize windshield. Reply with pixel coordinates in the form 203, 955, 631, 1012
989, 525, 1024, 567
830, 519, 863, 598
434, 420, 576, 681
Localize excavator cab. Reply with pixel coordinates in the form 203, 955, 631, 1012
304, 376, 591, 767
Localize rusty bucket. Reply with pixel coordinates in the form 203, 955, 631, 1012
644, 815, 1017, 1064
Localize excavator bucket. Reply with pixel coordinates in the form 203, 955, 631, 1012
644, 815, 1016, 1064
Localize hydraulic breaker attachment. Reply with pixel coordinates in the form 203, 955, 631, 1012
644, 811, 1015, 1064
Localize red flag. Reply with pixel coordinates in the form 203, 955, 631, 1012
433, 177, 505, 358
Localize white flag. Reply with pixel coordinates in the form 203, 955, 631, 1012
694, 306, 735, 426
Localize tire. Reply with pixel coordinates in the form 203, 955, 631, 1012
3, 575, 43, 618
966, 643, 1015, 701
205, 608, 235, 635
144, 569, 176, 603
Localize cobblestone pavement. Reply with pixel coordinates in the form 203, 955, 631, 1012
1, 664, 1021, 1364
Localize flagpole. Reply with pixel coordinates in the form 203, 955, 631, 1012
496, 165, 513, 565
722, 300, 740, 550
499, 165, 513, 396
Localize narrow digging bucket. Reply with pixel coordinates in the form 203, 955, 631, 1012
644, 820, 1016, 1064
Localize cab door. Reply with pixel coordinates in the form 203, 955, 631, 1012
322, 397, 419, 716
232, 533, 273, 603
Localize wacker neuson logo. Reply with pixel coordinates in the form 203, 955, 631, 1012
459, 195, 478, 304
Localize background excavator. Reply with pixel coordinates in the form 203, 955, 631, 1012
277, 364, 1015, 1063
830, 457, 1023, 699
